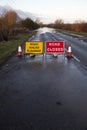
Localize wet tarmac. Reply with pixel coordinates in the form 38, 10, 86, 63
0, 27, 87, 130
0, 54, 87, 130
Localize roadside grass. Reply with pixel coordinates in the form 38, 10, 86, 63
0, 31, 36, 66
56, 29, 87, 37
65, 30, 87, 37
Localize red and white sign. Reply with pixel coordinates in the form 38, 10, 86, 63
46, 41, 65, 54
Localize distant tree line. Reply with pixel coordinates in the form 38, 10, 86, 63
0, 10, 40, 41
47, 19, 87, 32
1, 10, 87, 42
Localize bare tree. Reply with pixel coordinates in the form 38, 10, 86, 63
72, 20, 87, 32
54, 19, 64, 29
3, 10, 18, 28
35, 18, 43, 26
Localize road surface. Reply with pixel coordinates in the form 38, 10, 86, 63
43, 29, 87, 68
0, 27, 87, 130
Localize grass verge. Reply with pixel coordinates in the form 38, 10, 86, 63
56, 29, 87, 37
0, 31, 36, 66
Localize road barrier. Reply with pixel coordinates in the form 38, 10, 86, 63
22, 41, 73, 59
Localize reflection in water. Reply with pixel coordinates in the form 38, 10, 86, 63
25, 54, 66, 69
27, 27, 66, 68
37, 27, 55, 34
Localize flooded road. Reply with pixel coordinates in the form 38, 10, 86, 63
0, 28, 87, 130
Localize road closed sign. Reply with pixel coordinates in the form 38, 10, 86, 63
46, 41, 65, 54
25, 41, 44, 54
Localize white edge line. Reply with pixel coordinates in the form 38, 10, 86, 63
72, 55, 80, 63
65, 48, 80, 63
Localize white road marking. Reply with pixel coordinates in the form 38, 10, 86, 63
65, 48, 80, 63
72, 55, 80, 63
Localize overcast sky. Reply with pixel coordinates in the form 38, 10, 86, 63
0, 0, 87, 23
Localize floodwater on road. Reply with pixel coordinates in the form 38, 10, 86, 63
0, 53, 87, 130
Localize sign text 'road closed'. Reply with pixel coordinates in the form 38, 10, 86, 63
46, 41, 65, 54
25, 41, 43, 54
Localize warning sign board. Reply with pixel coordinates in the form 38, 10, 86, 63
25, 41, 44, 54
46, 41, 65, 54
